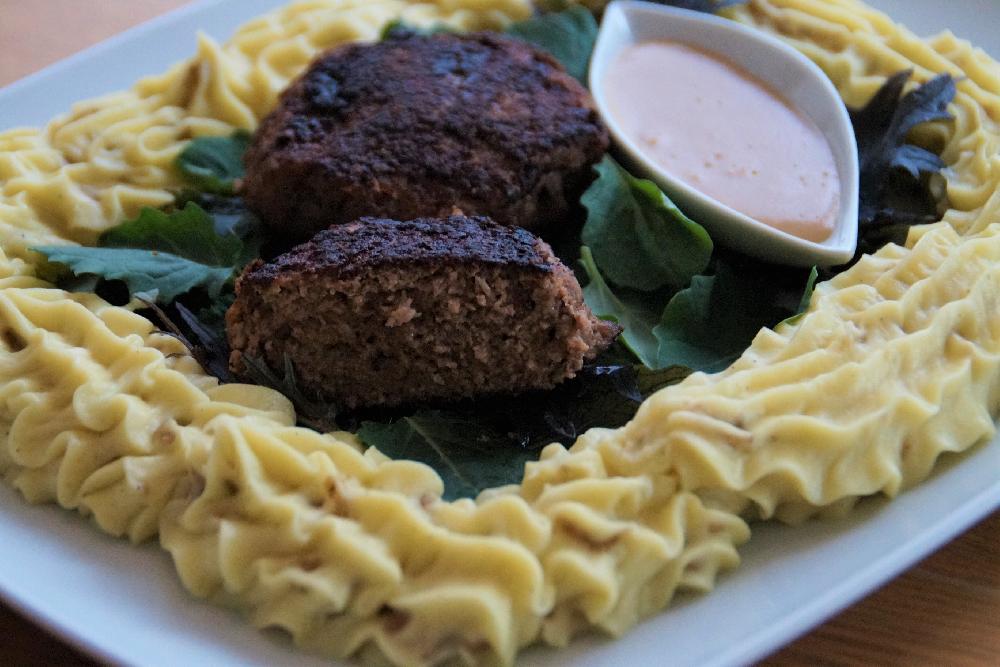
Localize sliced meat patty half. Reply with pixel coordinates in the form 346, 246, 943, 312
226, 215, 621, 409
243, 31, 609, 241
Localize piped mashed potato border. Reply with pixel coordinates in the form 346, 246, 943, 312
0, 0, 998, 664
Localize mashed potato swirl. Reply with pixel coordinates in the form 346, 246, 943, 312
0, 0, 998, 664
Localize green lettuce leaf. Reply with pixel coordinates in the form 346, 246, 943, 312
101, 202, 245, 267
175, 131, 251, 195
649, 0, 746, 12
174, 193, 264, 265
33, 200, 256, 304
358, 413, 535, 500
354, 361, 685, 500
506, 6, 598, 83
241, 354, 341, 433
654, 257, 817, 372
797, 266, 819, 314
380, 19, 456, 40
580, 246, 663, 368
534, 363, 689, 440
33, 246, 232, 303
579, 148, 816, 375
581, 156, 712, 292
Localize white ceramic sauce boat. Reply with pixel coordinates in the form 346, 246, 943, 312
589, 0, 859, 266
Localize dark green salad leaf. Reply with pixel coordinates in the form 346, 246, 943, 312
580, 246, 664, 368
175, 300, 232, 378
648, 0, 746, 13
532, 0, 743, 16
506, 6, 598, 83
177, 192, 264, 264
797, 266, 819, 314
101, 202, 246, 267
582, 156, 712, 292
575, 155, 813, 374
849, 70, 955, 251
175, 130, 251, 195
380, 19, 456, 40
242, 354, 342, 433
582, 243, 816, 373
477, 362, 681, 446
355, 362, 685, 499
33, 201, 256, 303
140, 298, 233, 382
178, 191, 263, 239
34, 246, 232, 303
359, 413, 532, 499
654, 256, 816, 372
530, 363, 689, 441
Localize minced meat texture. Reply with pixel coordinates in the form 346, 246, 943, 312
242, 31, 609, 241
227, 215, 621, 409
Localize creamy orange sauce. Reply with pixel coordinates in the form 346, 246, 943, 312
604, 41, 840, 243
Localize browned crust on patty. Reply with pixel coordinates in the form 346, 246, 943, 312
227, 216, 621, 409
240, 215, 553, 284
243, 31, 609, 240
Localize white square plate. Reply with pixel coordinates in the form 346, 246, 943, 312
1, 1, 998, 665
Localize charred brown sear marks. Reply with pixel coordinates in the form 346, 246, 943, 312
243, 31, 609, 241
227, 216, 621, 409
242, 215, 553, 284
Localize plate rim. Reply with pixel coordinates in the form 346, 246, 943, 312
709, 477, 1000, 666
0, 0, 224, 112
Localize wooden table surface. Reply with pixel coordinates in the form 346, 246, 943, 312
1, 1, 998, 665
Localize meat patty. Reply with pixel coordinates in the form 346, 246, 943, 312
243, 31, 609, 241
226, 215, 621, 409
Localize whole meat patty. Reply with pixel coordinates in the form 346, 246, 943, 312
226, 215, 621, 409
243, 31, 609, 241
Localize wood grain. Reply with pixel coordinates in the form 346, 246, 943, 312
0, 0, 188, 86
0, 1, 998, 665
765, 511, 1000, 666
